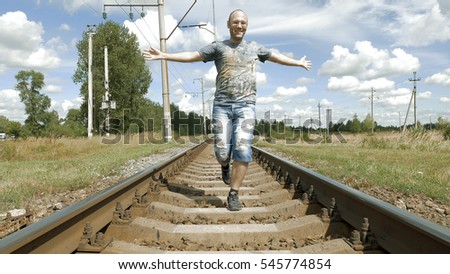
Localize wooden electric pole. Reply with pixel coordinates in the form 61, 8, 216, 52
409, 71, 421, 129
369, 87, 377, 134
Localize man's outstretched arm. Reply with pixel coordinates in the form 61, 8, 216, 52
268, 52, 312, 71
143, 47, 204, 63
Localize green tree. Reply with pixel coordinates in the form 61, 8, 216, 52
7, 121, 22, 138
42, 110, 62, 138
60, 108, 86, 137
437, 116, 450, 140
0, 115, 8, 133
73, 21, 152, 135
350, 114, 361, 133
15, 70, 51, 137
362, 113, 375, 133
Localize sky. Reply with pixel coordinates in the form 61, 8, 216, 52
1, 0, 450, 128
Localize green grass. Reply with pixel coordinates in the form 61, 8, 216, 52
255, 132, 450, 204
0, 134, 182, 211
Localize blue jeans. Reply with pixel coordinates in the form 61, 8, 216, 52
212, 102, 256, 165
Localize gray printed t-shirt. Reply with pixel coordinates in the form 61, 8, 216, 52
198, 40, 271, 105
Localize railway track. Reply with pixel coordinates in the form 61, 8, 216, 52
0, 141, 449, 254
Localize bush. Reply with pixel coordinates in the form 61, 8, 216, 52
443, 125, 450, 140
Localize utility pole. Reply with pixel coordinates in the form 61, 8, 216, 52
194, 78, 206, 135
102, 46, 116, 137
369, 87, 377, 134
103, 46, 110, 136
326, 108, 332, 142
103, 0, 199, 143
212, 0, 217, 41
158, 0, 172, 143
317, 102, 322, 129
86, 24, 96, 139
409, 71, 421, 129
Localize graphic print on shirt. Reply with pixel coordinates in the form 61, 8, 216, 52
217, 45, 258, 102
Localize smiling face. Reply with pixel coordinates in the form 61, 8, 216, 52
227, 10, 248, 43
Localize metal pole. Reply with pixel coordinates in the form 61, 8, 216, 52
158, 0, 172, 143
212, 0, 217, 41
87, 25, 96, 139
194, 78, 206, 135
104, 46, 110, 137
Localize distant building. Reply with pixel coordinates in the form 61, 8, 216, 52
0, 133, 6, 140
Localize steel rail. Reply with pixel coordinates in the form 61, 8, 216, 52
252, 146, 450, 253
0, 142, 207, 254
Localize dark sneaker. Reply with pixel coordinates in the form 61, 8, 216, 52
221, 165, 231, 185
227, 193, 242, 211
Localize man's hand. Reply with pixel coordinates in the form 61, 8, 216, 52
299, 55, 312, 71
143, 47, 163, 61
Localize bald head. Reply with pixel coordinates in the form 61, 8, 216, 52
227, 9, 248, 43
228, 9, 248, 22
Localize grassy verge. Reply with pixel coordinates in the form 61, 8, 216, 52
254, 131, 450, 204
0, 134, 182, 211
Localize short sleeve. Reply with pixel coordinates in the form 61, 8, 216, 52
257, 47, 272, 63
198, 41, 218, 63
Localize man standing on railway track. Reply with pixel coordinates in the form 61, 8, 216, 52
144, 9, 312, 211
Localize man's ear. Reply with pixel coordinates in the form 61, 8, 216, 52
227, 20, 230, 29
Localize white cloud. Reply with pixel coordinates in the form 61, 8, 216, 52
385, 3, 450, 47
274, 86, 307, 97
175, 93, 202, 115
296, 77, 315, 85
257, 85, 308, 105
327, 76, 395, 93
58, 0, 103, 14
425, 68, 450, 86
46, 37, 68, 53
273, 104, 283, 111
50, 97, 82, 119
439, 0, 450, 16
0, 89, 26, 122
320, 98, 333, 107
319, 41, 420, 79
59, 23, 71, 31
380, 94, 411, 107
417, 91, 432, 99
292, 106, 314, 119
440, 97, 450, 103
0, 11, 61, 74
256, 72, 267, 86
43, 84, 63, 93
377, 88, 431, 107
